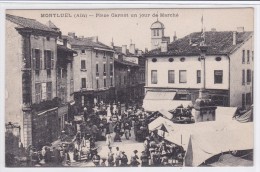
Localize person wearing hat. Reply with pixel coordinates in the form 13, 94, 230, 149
153, 148, 161, 166
115, 147, 122, 166
161, 151, 170, 166
120, 151, 128, 167
107, 147, 114, 167
130, 150, 140, 167
140, 151, 149, 167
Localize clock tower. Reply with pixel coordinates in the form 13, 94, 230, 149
150, 20, 165, 50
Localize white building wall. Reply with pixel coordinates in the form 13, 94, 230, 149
147, 55, 229, 90
5, 20, 24, 143
230, 35, 254, 107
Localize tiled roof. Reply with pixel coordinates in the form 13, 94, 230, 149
57, 45, 77, 54
68, 37, 113, 50
146, 31, 253, 57
46, 20, 59, 29
114, 58, 139, 67
6, 14, 56, 32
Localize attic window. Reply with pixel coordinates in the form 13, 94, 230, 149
168, 58, 174, 62
46, 37, 50, 41
215, 57, 222, 61
81, 50, 85, 54
152, 58, 157, 62
180, 57, 185, 62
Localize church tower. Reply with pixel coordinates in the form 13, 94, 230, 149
150, 20, 165, 50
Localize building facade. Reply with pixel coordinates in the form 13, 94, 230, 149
113, 43, 145, 104
67, 33, 115, 111
6, 14, 60, 148
145, 21, 254, 109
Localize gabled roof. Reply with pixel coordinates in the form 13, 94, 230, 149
146, 31, 253, 57
6, 14, 56, 32
68, 37, 113, 51
46, 20, 59, 30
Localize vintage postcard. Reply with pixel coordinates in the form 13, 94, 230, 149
4, 7, 254, 168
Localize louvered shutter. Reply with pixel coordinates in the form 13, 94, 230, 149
39, 50, 42, 69
32, 49, 36, 70
44, 50, 47, 69
51, 51, 54, 69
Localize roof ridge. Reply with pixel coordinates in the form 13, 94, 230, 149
6, 13, 36, 21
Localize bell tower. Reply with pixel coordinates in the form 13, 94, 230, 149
150, 20, 165, 50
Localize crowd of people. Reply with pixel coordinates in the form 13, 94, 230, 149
17, 100, 185, 167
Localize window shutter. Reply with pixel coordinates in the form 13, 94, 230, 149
44, 50, 47, 69
32, 49, 36, 70
51, 51, 54, 69
39, 50, 42, 69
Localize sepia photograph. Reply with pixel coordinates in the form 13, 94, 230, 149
4, 7, 254, 168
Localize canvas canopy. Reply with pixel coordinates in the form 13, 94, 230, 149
184, 121, 253, 166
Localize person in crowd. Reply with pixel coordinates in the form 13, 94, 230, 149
100, 158, 107, 167
52, 147, 61, 165
161, 150, 170, 166
92, 149, 101, 167
107, 146, 114, 167
149, 148, 155, 166
114, 122, 122, 142
115, 147, 122, 166
153, 148, 161, 166
130, 150, 140, 167
120, 151, 128, 167
140, 151, 149, 167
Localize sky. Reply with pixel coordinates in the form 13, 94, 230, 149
7, 8, 253, 51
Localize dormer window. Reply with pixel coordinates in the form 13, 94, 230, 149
180, 57, 185, 62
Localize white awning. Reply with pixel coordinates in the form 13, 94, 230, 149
144, 91, 176, 100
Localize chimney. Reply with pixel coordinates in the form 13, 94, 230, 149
145, 48, 148, 53
122, 45, 127, 54
68, 32, 75, 38
129, 44, 136, 54
111, 38, 114, 48
211, 28, 216, 32
237, 27, 244, 33
161, 41, 168, 52
91, 36, 98, 42
63, 38, 68, 47
233, 31, 237, 45
137, 50, 142, 55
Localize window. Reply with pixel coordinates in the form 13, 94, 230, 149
151, 70, 157, 84
96, 79, 99, 89
180, 57, 185, 62
96, 50, 98, 57
110, 63, 113, 75
242, 50, 245, 64
96, 64, 99, 76
110, 77, 113, 86
247, 50, 250, 64
153, 30, 156, 36
169, 58, 174, 62
70, 79, 74, 94
44, 50, 53, 69
81, 50, 85, 54
41, 83, 47, 100
81, 96, 84, 106
179, 70, 187, 83
152, 58, 157, 62
156, 30, 159, 36
246, 93, 251, 105
103, 64, 106, 76
242, 70, 245, 85
242, 94, 246, 109
104, 78, 106, 87
81, 60, 86, 69
46, 37, 50, 41
47, 69, 51, 78
215, 57, 221, 61
124, 76, 126, 84
35, 83, 41, 104
168, 70, 175, 83
46, 82, 52, 100
247, 69, 251, 83
214, 70, 223, 84
81, 78, 86, 88
103, 51, 106, 58
252, 51, 254, 62
197, 70, 201, 83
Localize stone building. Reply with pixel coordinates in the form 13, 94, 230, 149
67, 33, 115, 111
145, 20, 254, 110
6, 14, 60, 148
